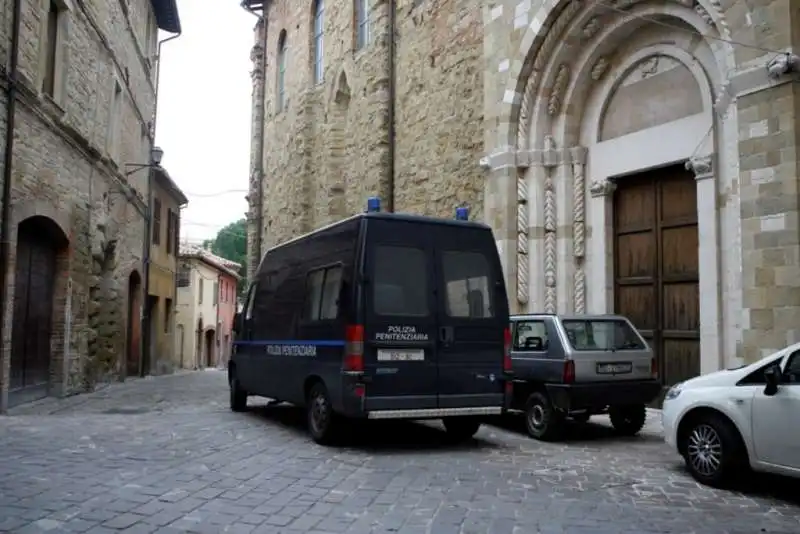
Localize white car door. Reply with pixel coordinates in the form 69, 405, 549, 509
751, 350, 800, 469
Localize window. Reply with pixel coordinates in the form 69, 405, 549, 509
213, 281, 219, 305
171, 211, 180, 256
303, 265, 342, 321
783, 351, 800, 383
164, 298, 172, 334
560, 319, 645, 351
313, 0, 324, 84
198, 277, 204, 304
151, 198, 161, 245
42, 0, 62, 97
373, 246, 429, 316
513, 321, 548, 351
107, 81, 123, 159
177, 263, 190, 287
355, 0, 370, 50
277, 31, 287, 111
166, 208, 174, 254
441, 251, 494, 318
244, 283, 257, 320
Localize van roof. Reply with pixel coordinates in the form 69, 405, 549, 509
264, 212, 492, 254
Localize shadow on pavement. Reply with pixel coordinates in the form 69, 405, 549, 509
485, 414, 665, 444
664, 464, 800, 507
243, 402, 503, 453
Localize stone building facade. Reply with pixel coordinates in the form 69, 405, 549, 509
0, 0, 180, 410
248, 0, 800, 385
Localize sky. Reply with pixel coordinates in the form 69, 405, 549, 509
154, 0, 256, 244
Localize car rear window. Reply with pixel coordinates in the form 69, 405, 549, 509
441, 250, 494, 318
561, 319, 645, 351
372, 245, 429, 316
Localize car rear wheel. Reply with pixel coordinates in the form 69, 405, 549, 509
681, 414, 747, 488
442, 417, 481, 442
307, 383, 340, 445
229, 371, 248, 412
524, 391, 563, 441
609, 404, 646, 436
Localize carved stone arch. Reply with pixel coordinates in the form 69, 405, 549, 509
506, 0, 733, 152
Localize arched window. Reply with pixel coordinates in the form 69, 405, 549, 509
277, 30, 287, 111
355, 0, 370, 50
313, 0, 324, 84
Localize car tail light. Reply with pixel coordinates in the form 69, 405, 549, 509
651, 357, 658, 379
344, 324, 364, 372
503, 327, 512, 372
563, 359, 575, 384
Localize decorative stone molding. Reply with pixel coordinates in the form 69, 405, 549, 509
694, 3, 713, 24
570, 146, 588, 258
547, 64, 570, 116
516, 172, 529, 304
543, 139, 558, 313
590, 57, 609, 81
573, 269, 586, 314
582, 17, 601, 40
589, 179, 617, 197
686, 154, 713, 179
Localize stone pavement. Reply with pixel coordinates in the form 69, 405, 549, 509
1, 371, 798, 534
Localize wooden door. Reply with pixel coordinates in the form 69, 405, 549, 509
613, 164, 700, 387
10, 222, 57, 395
127, 273, 142, 377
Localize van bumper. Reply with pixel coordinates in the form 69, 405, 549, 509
364, 406, 503, 420
545, 379, 662, 413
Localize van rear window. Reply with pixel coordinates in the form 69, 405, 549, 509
372, 246, 429, 316
441, 251, 494, 318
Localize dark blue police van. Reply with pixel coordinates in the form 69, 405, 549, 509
230, 200, 512, 445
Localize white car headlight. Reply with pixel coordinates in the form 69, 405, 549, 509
664, 384, 682, 401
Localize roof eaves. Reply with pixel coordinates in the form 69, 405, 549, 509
151, 0, 181, 34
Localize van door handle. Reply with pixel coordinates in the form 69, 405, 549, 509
439, 326, 454, 345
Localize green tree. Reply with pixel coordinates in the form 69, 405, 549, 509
203, 218, 247, 298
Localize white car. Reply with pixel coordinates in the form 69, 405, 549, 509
661, 345, 800, 488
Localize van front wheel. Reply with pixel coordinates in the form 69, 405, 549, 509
229, 372, 248, 412
307, 383, 339, 445
442, 417, 481, 442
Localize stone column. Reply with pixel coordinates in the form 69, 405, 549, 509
588, 179, 616, 313
542, 136, 558, 314
686, 155, 722, 374
570, 146, 588, 313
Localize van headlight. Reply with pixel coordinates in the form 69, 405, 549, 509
664, 384, 682, 401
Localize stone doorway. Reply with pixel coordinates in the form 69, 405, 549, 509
613, 164, 700, 387
126, 271, 142, 377
204, 329, 215, 368
9, 216, 68, 405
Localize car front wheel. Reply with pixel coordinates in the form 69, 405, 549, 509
681, 414, 747, 488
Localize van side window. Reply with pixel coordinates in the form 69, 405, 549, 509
373, 246, 429, 316
244, 283, 257, 321
441, 251, 494, 318
303, 265, 343, 321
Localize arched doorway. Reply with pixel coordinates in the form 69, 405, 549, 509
10, 216, 68, 402
126, 271, 142, 378
195, 318, 203, 369
204, 328, 215, 368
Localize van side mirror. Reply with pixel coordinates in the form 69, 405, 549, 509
233, 312, 241, 334
764, 365, 781, 396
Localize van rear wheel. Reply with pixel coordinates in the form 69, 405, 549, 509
442, 417, 481, 442
229, 372, 248, 412
307, 383, 339, 445
609, 404, 647, 436
524, 391, 563, 441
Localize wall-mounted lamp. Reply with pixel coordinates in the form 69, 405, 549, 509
124, 146, 164, 177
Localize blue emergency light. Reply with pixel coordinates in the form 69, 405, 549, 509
455, 206, 469, 221
366, 196, 381, 213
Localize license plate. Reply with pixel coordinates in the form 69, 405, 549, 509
596, 362, 632, 375
377, 349, 425, 362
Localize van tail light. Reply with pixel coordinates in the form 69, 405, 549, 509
651, 357, 658, 379
344, 324, 364, 372
503, 327, 512, 373
563, 360, 575, 384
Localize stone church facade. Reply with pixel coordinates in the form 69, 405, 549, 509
247, 0, 800, 384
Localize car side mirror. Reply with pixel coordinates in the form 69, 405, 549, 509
232, 312, 241, 334
764, 365, 781, 396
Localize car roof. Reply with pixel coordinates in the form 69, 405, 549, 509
510, 313, 631, 321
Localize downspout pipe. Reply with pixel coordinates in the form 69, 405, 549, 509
387, 0, 396, 212
141, 29, 181, 376
0, 0, 23, 412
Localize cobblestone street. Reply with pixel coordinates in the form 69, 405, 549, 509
1, 371, 798, 534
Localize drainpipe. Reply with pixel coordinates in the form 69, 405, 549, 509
141, 29, 181, 377
387, 0, 396, 212
0, 0, 23, 412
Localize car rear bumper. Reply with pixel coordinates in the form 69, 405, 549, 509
545, 379, 662, 412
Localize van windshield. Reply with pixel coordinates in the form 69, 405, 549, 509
561, 319, 645, 351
